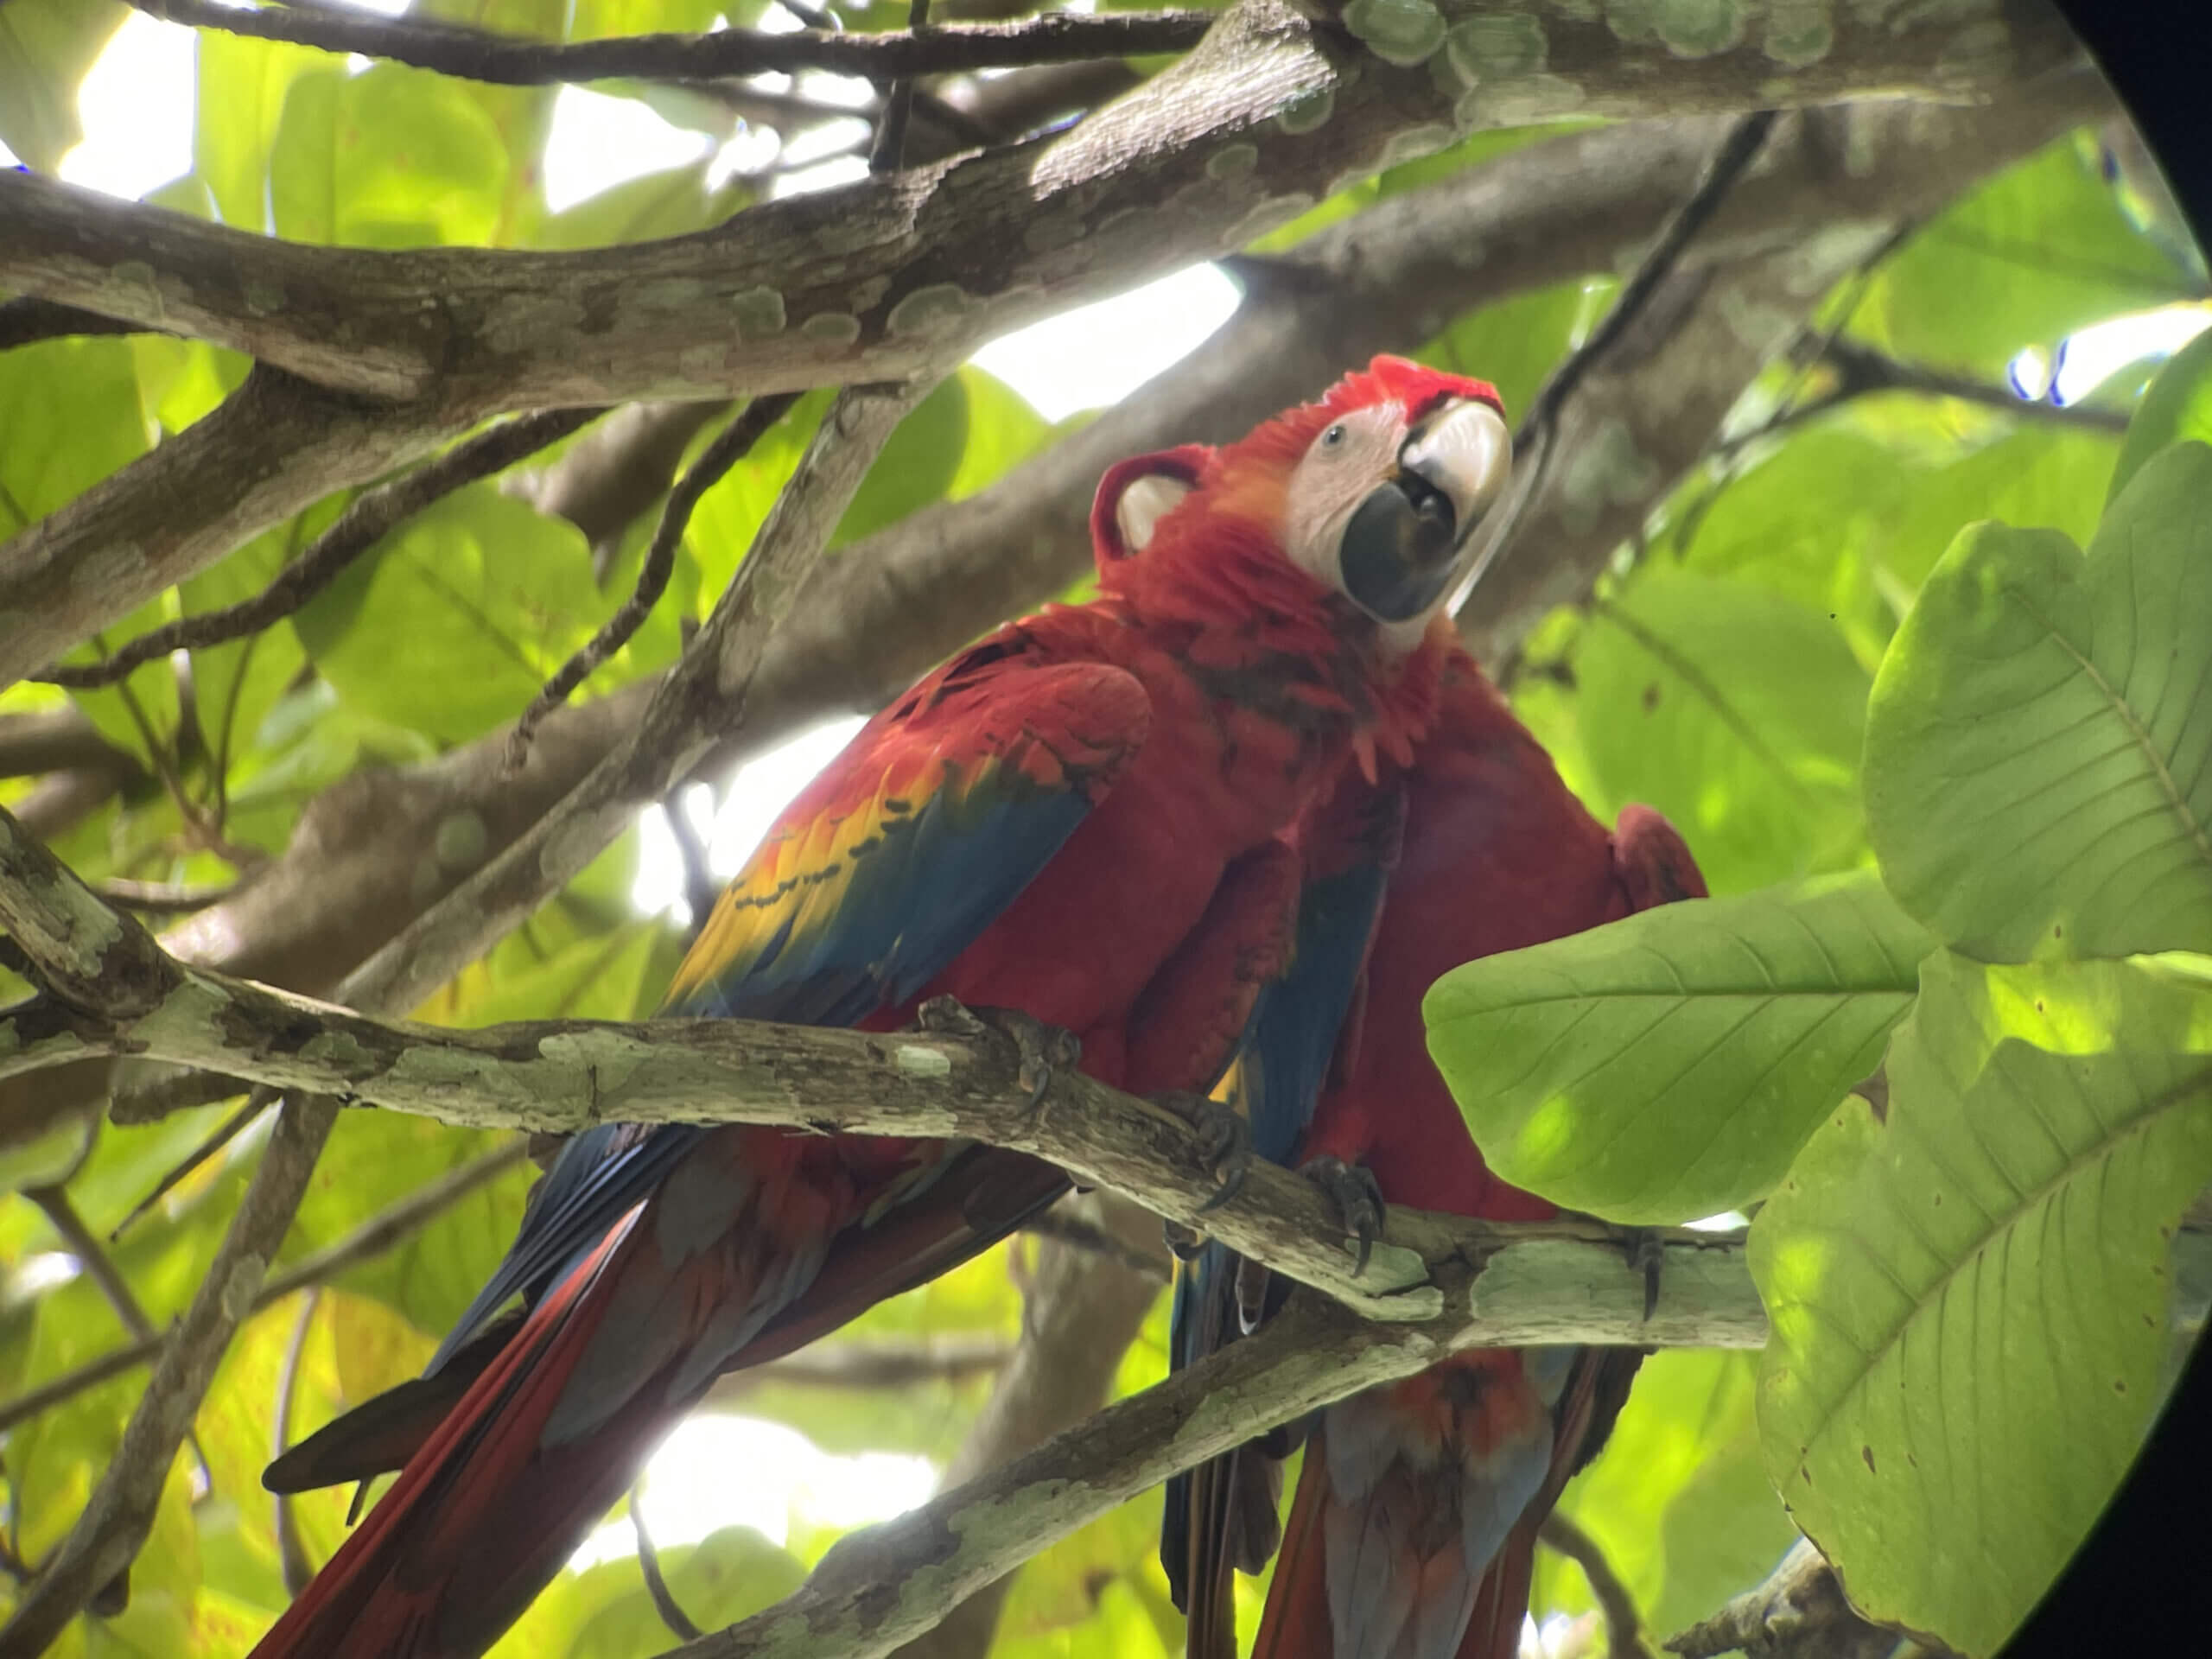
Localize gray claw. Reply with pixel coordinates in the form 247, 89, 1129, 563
1622, 1226, 1663, 1320
1163, 1219, 1205, 1262
1303, 1156, 1385, 1276
1153, 1090, 1252, 1213
916, 999, 1078, 1113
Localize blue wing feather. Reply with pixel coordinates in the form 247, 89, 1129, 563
433, 647, 1149, 1370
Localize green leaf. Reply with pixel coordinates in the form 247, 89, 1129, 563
1537, 1351, 1796, 1641
562, 1527, 804, 1659
1855, 133, 2192, 379
1425, 873, 1929, 1223
2109, 323, 2212, 505
1752, 950, 2212, 1655
292, 484, 602, 743
830, 376, 971, 549
524, 161, 724, 251
271, 65, 509, 249
1863, 443, 2212, 960
184, 513, 326, 784
1573, 572, 1872, 895
195, 28, 324, 232
1424, 278, 1598, 431
0, 337, 148, 534
0, 0, 125, 169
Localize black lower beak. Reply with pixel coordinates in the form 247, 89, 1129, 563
1339, 476, 1460, 622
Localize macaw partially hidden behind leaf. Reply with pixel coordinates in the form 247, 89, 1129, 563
1146, 631, 1707, 1654
248, 358, 1516, 1659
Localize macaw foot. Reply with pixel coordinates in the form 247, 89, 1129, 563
1150, 1090, 1252, 1213
1162, 1218, 1205, 1262
915, 998, 1080, 1113
1302, 1155, 1385, 1276
1620, 1225, 1663, 1320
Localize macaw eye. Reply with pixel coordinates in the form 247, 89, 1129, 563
1319, 424, 1347, 449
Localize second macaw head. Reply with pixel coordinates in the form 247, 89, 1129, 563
1091, 357, 1511, 648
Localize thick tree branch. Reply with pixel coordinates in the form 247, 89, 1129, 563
127, 0, 1214, 87
0, 2, 2080, 683
0, 3, 2074, 410
1666, 1538, 1938, 1659
0, 366, 466, 692
0, 789, 1751, 1334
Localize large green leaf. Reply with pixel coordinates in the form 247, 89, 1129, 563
271, 65, 510, 249
2107, 323, 2212, 505
1753, 950, 2212, 1655
562, 1526, 804, 1659
1424, 278, 1599, 431
1573, 572, 1872, 896
1425, 874, 1929, 1224
184, 513, 327, 785
0, 337, 148, 533
0, 0, 125, 169
195, 29, 324, 232
1537, 1350, 1796, 1643
292, 484, 603, 744
1863, 442, 2212, 961
1856, 134, 2192, 379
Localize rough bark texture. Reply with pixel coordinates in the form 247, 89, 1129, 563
0, 0, 2082, 684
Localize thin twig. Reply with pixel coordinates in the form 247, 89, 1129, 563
870, 0, 929, 174
108, 1066, 262, 1130
111, 1090, 275, 1237
1542, 1513, 1658, 1659
26, 1185, 156, 1348
632, 1480, 706, 1642
96, 878, 240, 916
0, 1141, 527, 1436
271, 1289, 321, 1598
505, 392, 798, 770
35, 408, 605, 690
1459, 110, 1781, 607
125, 0, 1211, 86
663, 784, 720, 937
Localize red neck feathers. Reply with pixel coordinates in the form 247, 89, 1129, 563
1089, 358, 1499, 773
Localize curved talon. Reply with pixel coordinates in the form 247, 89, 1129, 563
1151, 1090, 1253, 1213
914, 998, 1078, 1114
1163, 1219, 1205, 1262
1302, 1155, 1385, 1276
1622, 1226, 1663, 1320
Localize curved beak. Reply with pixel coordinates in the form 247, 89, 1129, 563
1401, 397, 1512, 537
1338, 397, 1514, 624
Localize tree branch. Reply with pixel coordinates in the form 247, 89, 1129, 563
0, 1141, 527, 1436
890, 1192, 1166, 1659
1665, 1538, 1943, 1659
505, 392, 798, 765
31, 406, 606, 690
0, 2, 2081, 684
1544, 1513, 1659, 1659
0, 1093, 337, 1654
127, 0, 1214, 87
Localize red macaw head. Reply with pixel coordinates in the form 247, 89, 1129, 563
1091, 357, 1511, 645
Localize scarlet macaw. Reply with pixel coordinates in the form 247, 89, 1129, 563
249, 357, 1516, 1659
1153, 644, 1707, 1659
